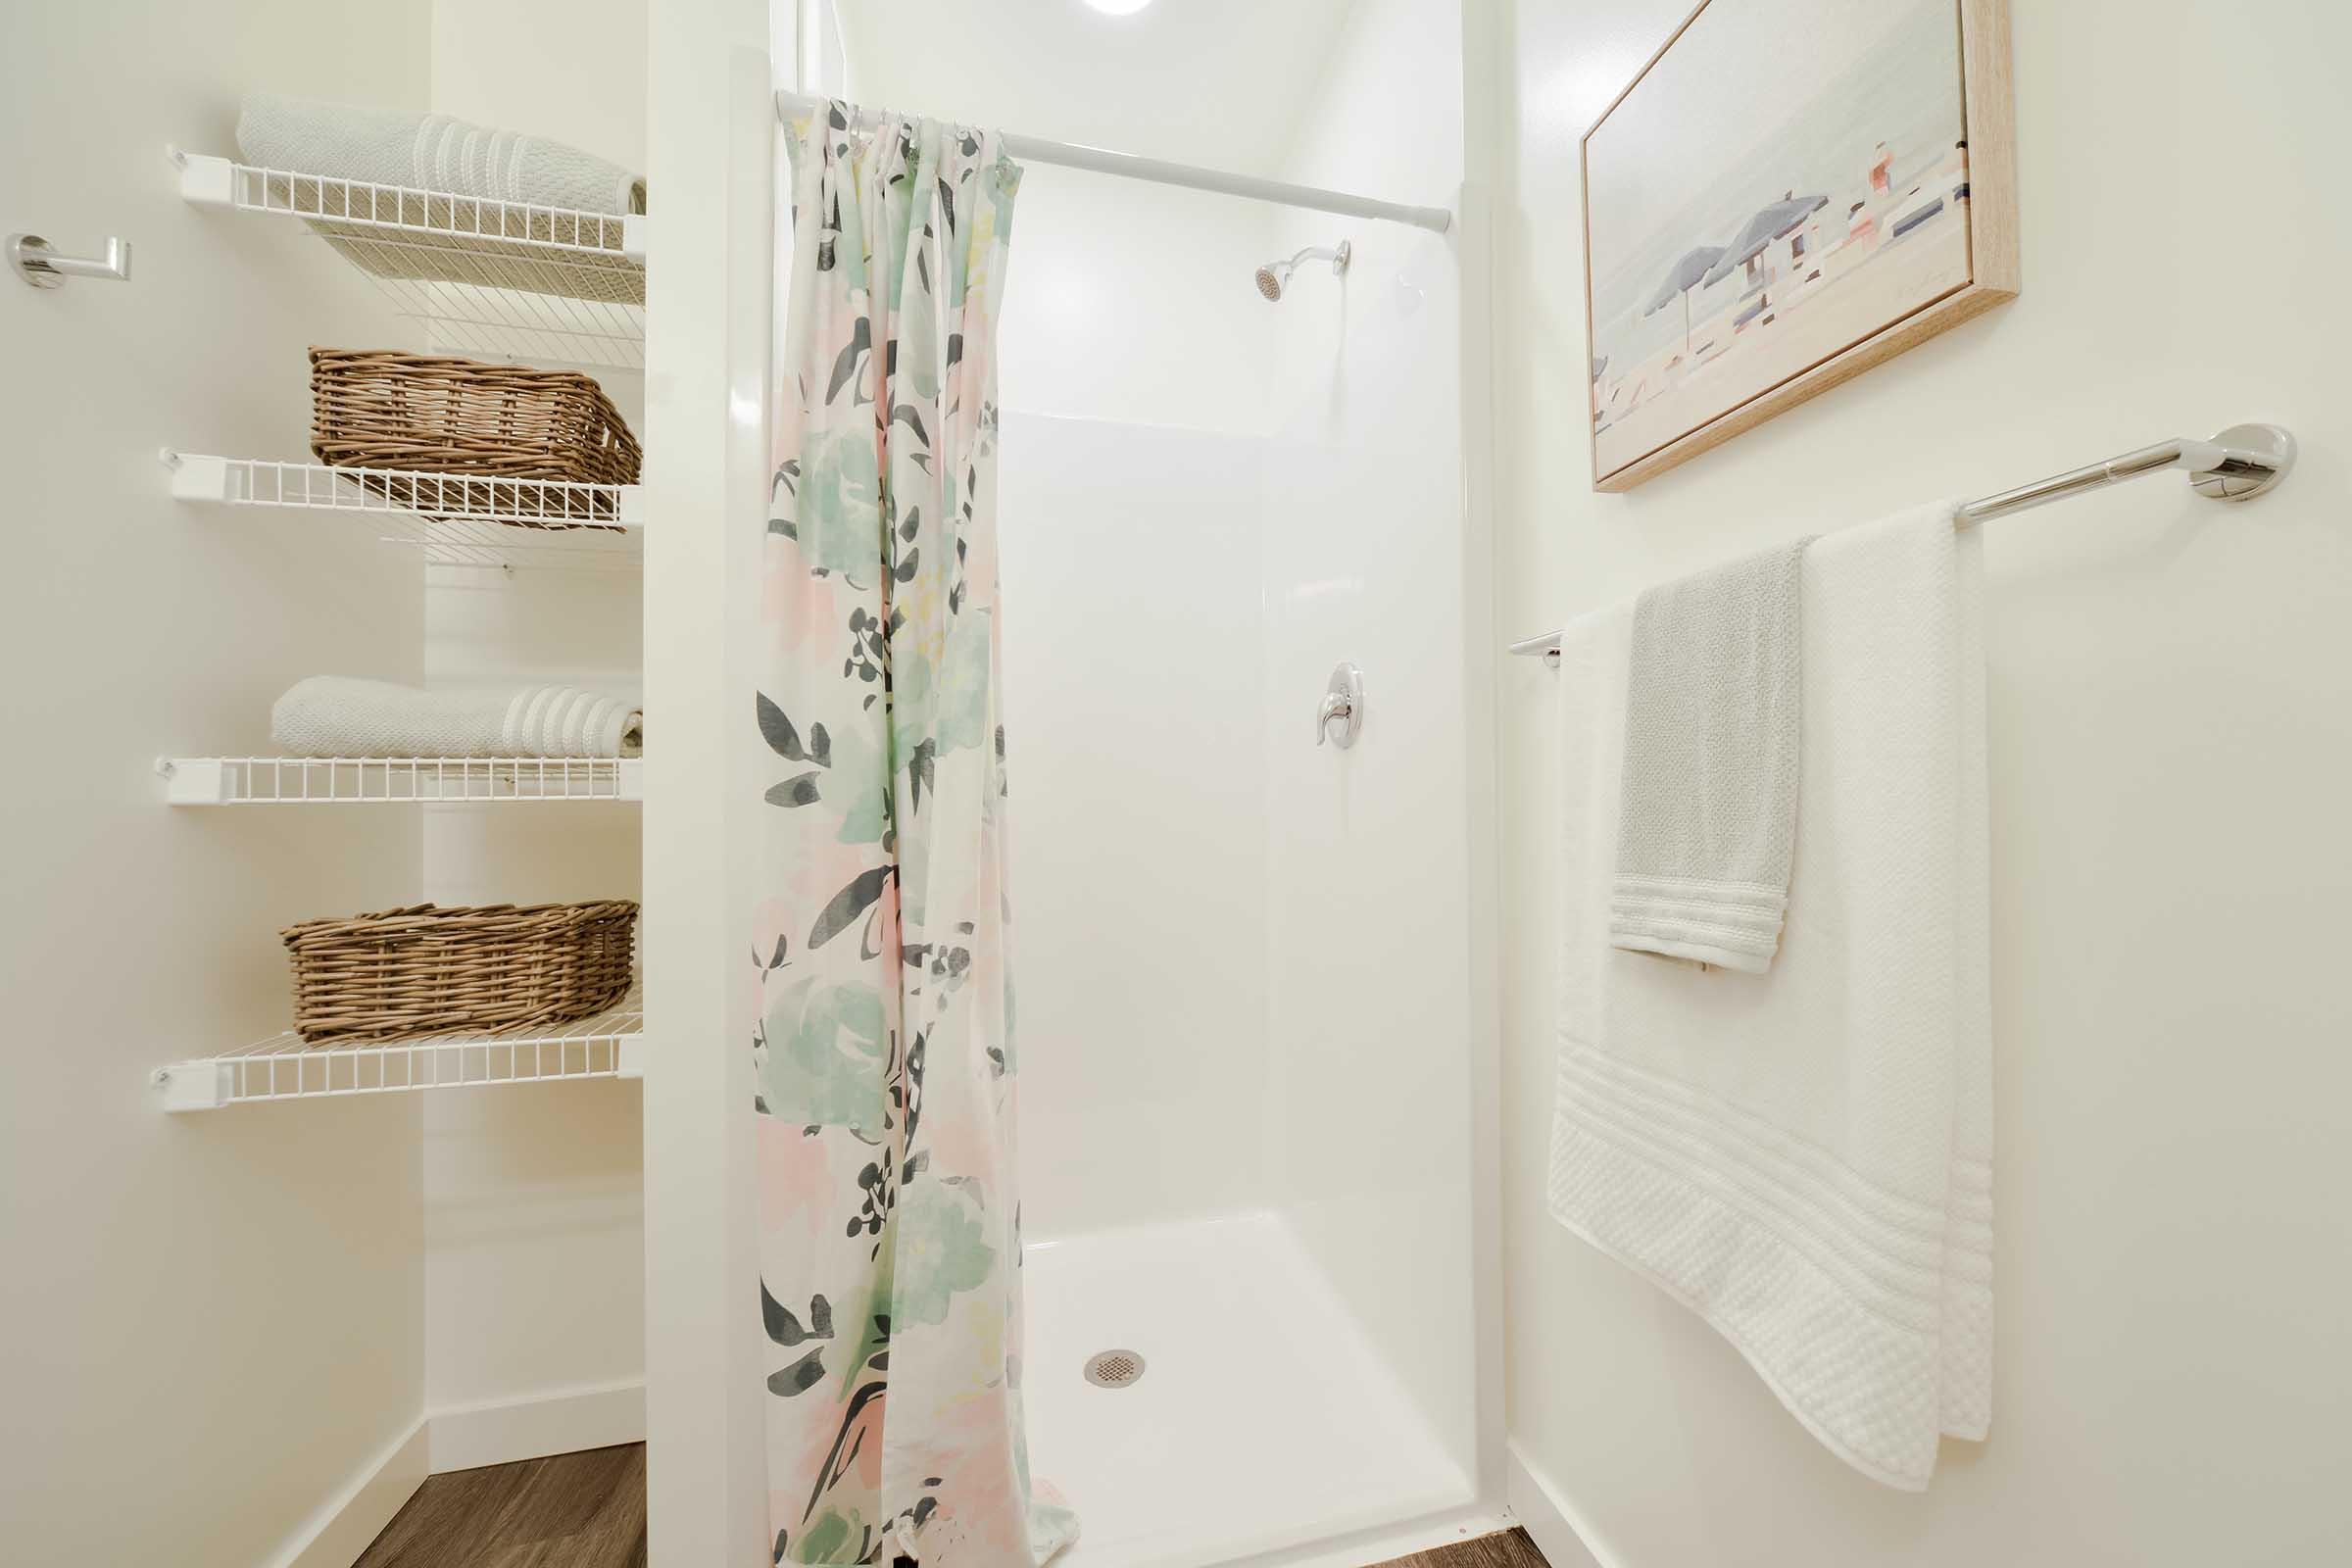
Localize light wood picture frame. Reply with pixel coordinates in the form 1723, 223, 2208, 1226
1581, 0, 2016, 492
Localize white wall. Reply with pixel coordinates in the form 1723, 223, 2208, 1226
1000, 169, 1279, 438
430, 4, 648, 187
416, 569, 645, 1421
999, 412, 1271, 1241
422, 0, 651, 1438
0, 5, 430, 1564
1485, 2, 2352, 1563
1259, 0, 1484, 1490
825, 0, 1297, 437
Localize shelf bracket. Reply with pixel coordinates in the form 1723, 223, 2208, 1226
173, 150, 237, 209
156, 757, 229, 805
164, 450, 229, 504
150, 1062, 229, 1113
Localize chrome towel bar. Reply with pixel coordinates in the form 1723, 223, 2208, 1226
1509, 422, 2296, 665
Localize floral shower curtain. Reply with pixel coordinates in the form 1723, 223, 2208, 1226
757, 104, 1075, 1566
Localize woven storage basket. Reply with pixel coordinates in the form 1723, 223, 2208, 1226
308, 348, 641, 527
282, 900, 638, 1046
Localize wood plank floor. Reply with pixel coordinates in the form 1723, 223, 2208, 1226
353, 1444, 645, 1568
352, 1446, 1543, 1568
1367, 1527, 1550, 1568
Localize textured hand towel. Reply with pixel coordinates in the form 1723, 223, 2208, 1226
270, 677, 643, 760
238, 94, 647, 215
1612, 539, 1810, 972
1547, 501, 1990, 1491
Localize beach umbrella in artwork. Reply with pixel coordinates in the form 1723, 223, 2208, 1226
1641, 245, 1727, 358
1701, 192, 1832, 289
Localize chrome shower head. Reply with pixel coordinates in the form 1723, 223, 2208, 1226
1253, 239, 1351, 302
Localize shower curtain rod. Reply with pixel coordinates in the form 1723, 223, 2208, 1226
774, 89, 1454, 233
1506, 422, 2297, 665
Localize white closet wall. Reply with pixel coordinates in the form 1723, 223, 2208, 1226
0, 8, 431, 1566
419, 0, 652, 1453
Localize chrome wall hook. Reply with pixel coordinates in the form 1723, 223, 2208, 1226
9, 232, 132, 289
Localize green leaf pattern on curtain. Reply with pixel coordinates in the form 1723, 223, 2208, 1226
759, 103, 1076, 1567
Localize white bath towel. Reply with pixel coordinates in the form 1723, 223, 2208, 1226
1613, 539, 1809, 972
270, 677, 643, 760
238, 93, 647, 215
1546, 501, 1990, 1491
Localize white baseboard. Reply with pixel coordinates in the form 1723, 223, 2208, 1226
1235, 1498, 1506, 1568
263, 1382, 649, 1568
1505, 1444, 1611, 1568
426, 1379, 648, 1475
270, 1416, 430, 1568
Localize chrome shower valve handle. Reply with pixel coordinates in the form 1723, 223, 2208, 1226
1315, 691, 1351, 742
1316, 662, 1365, 749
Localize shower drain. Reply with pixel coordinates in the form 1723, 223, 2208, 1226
1083, 1348, 1146, 1388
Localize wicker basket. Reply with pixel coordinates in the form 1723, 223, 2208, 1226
281, 901, 638, 1046
308, 348, 642, 526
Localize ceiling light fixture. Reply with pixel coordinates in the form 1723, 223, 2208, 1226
1083, 0, 1155, 15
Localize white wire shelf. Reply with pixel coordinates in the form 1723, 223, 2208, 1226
158, 756, 643, 805
177, 151, 647, 369
168, 452, 645, 572
151, 985, 645, 1111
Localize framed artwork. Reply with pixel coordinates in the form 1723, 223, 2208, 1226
1582, 0, 2016, 491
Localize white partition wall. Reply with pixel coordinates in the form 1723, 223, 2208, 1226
643, 7, 774, 1565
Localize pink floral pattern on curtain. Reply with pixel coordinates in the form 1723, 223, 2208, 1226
758, 102, 1075, 1567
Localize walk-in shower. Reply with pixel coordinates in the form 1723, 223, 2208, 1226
773, 9, 1481, 1560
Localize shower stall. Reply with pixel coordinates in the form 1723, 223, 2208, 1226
648, 4, 1497, 1564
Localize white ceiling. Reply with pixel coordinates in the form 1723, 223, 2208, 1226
829, 0, 1361, 177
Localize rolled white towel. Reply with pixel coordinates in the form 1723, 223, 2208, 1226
271, 677, 643, 760
501, 685, 642, 759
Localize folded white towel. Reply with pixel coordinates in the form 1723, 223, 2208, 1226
270, 677, 643, 760
1547, 501, 1990, 1490
234, 94, 648, 306
1613, 539, 1809, 972
238, 93, 647, 215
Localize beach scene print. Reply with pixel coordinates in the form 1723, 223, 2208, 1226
1586, 0, 1972, 479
